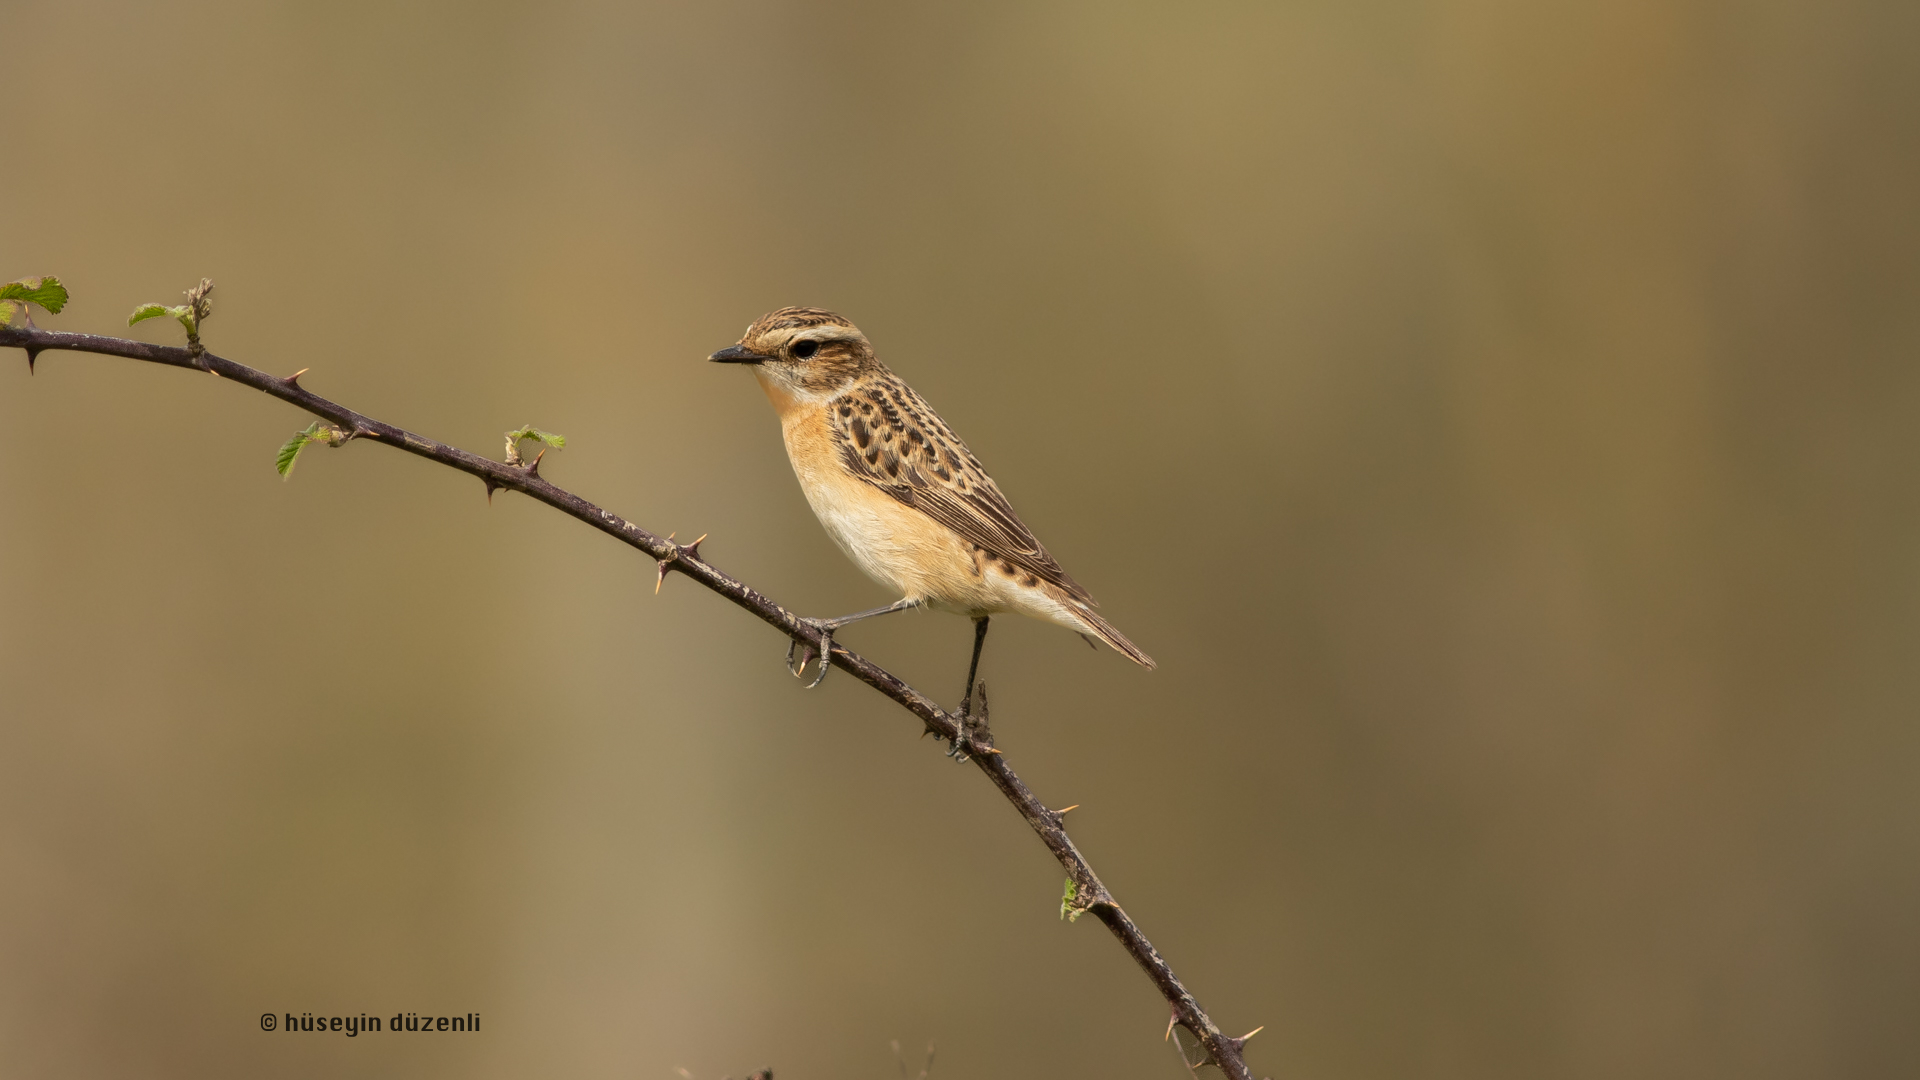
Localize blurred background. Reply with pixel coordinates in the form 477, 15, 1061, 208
3, 1, 1917, 1077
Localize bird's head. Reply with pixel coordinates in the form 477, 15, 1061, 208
710, 307, 877, 408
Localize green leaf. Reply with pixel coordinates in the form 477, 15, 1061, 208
507, 425, 566, 450
0, 276, 69, 314
276, 422, 323, 479
277, 422, 351, 478
1060, 878, 1078, 921
128, 302, 198, 337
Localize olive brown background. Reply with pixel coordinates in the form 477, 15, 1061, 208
3, 1, 1916, 1078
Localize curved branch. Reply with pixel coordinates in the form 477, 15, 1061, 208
1, 322, 1263, 1079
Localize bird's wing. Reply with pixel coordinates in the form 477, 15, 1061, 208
828, 375, 1092, 603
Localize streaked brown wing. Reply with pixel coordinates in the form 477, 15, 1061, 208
828, 375, 1092, 603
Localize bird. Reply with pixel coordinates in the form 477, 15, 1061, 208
710, 306, 1153, 716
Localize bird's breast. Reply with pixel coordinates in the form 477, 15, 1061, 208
779, 406, 985, 605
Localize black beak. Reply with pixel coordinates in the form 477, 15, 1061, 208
709, 344, 769, 364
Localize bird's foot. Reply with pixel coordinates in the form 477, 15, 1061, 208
947, 682, 993, 763
785, 618, 836, 689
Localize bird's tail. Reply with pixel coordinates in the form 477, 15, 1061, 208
1071, 605, 1156, 670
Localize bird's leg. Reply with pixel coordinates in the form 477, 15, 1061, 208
947, 618, 991, 760
959, 616, 990, 718
787, 597, 922, 688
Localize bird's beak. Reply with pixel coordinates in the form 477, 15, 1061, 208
709, 344, 770, 364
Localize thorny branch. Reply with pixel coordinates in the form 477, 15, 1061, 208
1, 319, 1265, 1080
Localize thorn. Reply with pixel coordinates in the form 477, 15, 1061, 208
1057, 804, 1079, 815
284, 367, 309, 386
1165, 1013, 1178, 1042
526, 447, 546, 477
483, 476, 499, 504
654, 534, 677, 595
1235, 1025, 1265, 1044
684, 533, 708, 561
25, 348, 41, 374
979, 746, 1002, 755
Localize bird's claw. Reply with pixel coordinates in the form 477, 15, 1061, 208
946, 711, 977, 763
787, 619, 835, 689
947, 680, 991, 763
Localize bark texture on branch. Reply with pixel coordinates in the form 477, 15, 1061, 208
2, 322, 1263, 1079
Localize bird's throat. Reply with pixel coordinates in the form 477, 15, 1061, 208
753, 364, 830, 422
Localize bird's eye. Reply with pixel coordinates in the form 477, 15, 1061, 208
792, 340, 819, 359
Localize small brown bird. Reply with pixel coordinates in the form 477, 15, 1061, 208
711, 307, 1153, 707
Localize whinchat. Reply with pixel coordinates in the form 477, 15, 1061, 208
711, 307, 1154, 706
